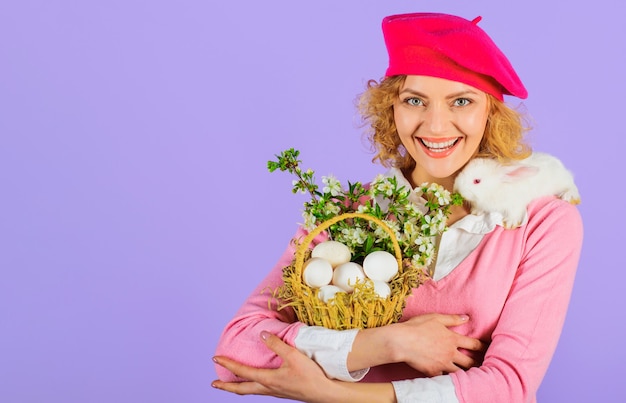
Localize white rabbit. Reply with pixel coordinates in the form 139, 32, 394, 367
453, 152, 580, 229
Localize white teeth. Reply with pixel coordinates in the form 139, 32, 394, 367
421, 138, 458, 151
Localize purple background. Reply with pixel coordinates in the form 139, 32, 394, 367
1, 1, 624, 402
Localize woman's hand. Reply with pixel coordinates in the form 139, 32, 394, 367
213, 331, 397, 403
395, 314, 486, 375
349, 313, 486, 376
212, 330, 337, 403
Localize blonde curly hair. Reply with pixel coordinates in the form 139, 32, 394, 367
358, 75, 531, 171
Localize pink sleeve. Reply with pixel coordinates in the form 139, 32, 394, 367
214, 227, 326, 382
451, 199, 583, 403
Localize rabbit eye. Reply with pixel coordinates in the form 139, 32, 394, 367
473, 179, 481, 184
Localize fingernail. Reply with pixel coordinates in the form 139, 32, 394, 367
260, 330, 270, 340
460, 314, 469, 321
212, 356, 219, 364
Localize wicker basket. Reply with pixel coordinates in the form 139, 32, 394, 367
276, 212, 422, 330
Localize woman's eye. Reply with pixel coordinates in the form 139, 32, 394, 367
406, 98, 424, 106
454, 98, 471, 107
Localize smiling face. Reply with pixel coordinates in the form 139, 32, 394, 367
393, 75, 490, 189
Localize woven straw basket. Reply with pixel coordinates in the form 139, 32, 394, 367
276, 212, 421, 330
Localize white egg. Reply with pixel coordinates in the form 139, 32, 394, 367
317, 285, 344, 303
371, 280, 391, 299
332, 262, 366, 292
363, 250, 398, 282
311, 240, 352, 268
302, 257, 333, 288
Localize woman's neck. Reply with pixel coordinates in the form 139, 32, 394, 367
446, 203, 470, 226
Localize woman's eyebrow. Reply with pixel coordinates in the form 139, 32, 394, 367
446, 90, 480, 99
398, 88, 428, 98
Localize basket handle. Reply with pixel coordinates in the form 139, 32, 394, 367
293, 212, 403, 276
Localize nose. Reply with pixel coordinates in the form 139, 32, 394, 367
424, 103, 451, 135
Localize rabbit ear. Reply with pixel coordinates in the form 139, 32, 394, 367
501, 165, 539, 183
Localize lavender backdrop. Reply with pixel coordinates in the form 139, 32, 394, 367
1, 1, 624, 402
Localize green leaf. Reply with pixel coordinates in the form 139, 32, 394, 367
364, 234, 374, 253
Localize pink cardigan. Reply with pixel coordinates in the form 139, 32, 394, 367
214, 196, 583, 402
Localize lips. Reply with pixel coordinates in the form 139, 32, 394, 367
417, 137, 461, 158
420, 138, 458, 151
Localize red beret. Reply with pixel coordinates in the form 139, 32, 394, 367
382, 13, 527, 100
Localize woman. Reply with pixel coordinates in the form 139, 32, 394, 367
212, 12, 582, 403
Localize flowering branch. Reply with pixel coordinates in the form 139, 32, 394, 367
267, 148, 320, 200
268, 149, 463, 270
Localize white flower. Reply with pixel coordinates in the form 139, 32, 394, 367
322, 175, 342, 197
356, 204, 370, 214
426, 183, 452, 206
420, 215, 440, 235
414, 236, 435, 255
421, 215, 433, 232
431, 210, 448, 232
383, 219, 400, 233
302, 211, 317, 230
373, 177, 394, 197
370, 174, 386, 189
324, 203, 341, 216
374, 219, 398, 240
292, 180, 307, 194
397, 187, 410, 199
405, 202, 425, 217
411, 255, 428, 270
403, 220, 420, 240
340, 227, 368, 246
